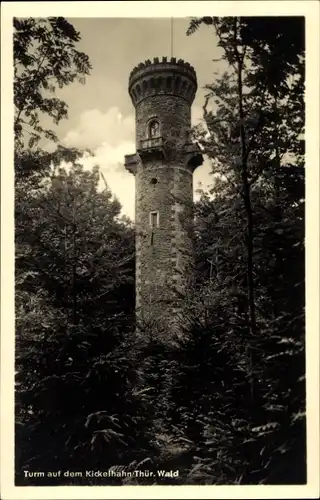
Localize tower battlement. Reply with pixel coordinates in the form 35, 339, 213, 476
129, 57, 197, 106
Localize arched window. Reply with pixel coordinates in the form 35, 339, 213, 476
148, 119, 160, 138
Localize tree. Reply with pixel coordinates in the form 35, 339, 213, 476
16, 162, 135, 323
14, 19, 158, 484
14, 17, 91, 152
189, 15, 304, 388
180, 16, 306, 484
14, 163, 156, 483
14, 18, 158, 484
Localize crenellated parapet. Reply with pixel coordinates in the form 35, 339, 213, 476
128, 56, 198, 106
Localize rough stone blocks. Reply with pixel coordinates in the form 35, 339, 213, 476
125, 59, 203, 334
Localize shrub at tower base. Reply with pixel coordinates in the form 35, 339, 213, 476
129, 174, 305, 485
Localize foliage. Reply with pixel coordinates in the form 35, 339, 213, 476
14, 17, 91, 151
14, 17, 154, 484
16, 162, 135, 322
175, 15, 306, 484
15, 164, 153, 483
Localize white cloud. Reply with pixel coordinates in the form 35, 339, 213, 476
62, 107, 136, 219
63, 107, 135, 149
62, 106, 213, 220
191, 105, 204, 126
194, 157, 213, 199
79, 141, 136, 220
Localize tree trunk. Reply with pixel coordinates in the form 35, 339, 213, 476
234, 18, 257, 408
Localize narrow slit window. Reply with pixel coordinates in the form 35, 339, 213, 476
150, 211, 159, 228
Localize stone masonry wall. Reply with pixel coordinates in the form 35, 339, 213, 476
136, 95, 191, 151
135, 93, 194, 331
136, 163, 194, 329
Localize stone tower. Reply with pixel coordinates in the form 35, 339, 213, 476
125, 57, 203, 333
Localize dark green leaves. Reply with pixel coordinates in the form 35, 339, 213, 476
14, 17, 92, 152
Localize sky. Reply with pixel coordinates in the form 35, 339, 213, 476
51, 18, 224, 220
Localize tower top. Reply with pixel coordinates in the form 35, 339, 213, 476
128, 57, 198, 107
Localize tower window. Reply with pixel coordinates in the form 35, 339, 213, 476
150, 177, 158, 185
150, 211, 159, 228
148, 120, 160, 138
